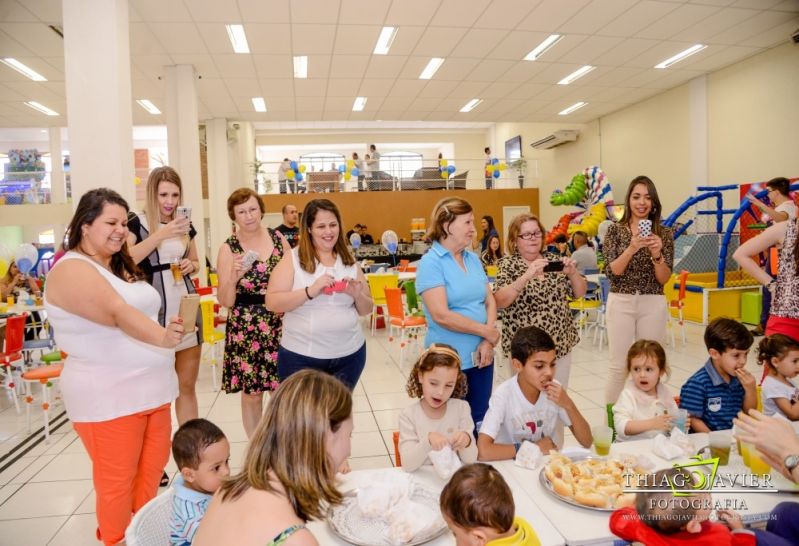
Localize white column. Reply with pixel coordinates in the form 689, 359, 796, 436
206, 118, 233, 264
62, 0, 135, 207
689, 75, 708, 187
238, 122, 255, 190
164, 64, 206, 282
48, 127, 65, 204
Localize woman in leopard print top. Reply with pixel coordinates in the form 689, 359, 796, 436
603, 176, 674, 405
494, 213, 587, 389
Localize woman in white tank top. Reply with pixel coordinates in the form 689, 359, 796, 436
267, 199, 373, 389
45, 189, 183, 546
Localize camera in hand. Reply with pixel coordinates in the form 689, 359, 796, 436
543, 261, 565, 273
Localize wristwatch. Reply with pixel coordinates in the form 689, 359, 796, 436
784, 454, 799, 472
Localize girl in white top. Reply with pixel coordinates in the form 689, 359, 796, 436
267, 199, 373, 390
757, 334, 799, 421
44, 188, 183, 546
613, 340, 678, 441
398, 344, 477, 471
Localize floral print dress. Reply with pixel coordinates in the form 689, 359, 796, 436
222, 230, 284, 394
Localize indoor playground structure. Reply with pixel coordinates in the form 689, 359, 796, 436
547, 166, 615, 243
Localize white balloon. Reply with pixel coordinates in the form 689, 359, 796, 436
349, 232, 361, 249
13, 243, 38, 274
381, 230, 399, 254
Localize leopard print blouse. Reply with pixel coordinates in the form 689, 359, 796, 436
604, 221, 674, 295
495, 252, 578, 358
772, 219, 799, 318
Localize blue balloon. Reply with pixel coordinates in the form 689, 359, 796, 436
387, 242, 398, 254
338, 165, 346, 173
295, 173, 304, 182
492, 170, 500, 178
492, 158, 499, 165
351, 168, 359, 177
16, 257, 32, 274
290, 161, 298, 170
447, 165, 456, 174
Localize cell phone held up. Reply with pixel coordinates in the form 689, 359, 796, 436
543, 261, 565, 273
638, 219, 652, 238
176, 206, 191, 219
178, 294, 200, 333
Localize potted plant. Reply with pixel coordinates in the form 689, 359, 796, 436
248, 157, 272, 193
510, 158, 527, 188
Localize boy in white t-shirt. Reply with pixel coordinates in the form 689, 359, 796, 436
477, 326, 593, 460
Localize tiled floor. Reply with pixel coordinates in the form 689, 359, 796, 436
0, 319, 764, 545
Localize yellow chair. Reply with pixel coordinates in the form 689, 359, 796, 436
568, 297, 602, 336
200, 300, 225, 391
366, 273, 399, 336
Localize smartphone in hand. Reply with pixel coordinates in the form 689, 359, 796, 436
543, 261, 565, 273
178, 294, 200, 333
241, 250, 259, 270
638, 219, 652, 238
176, 206, 191, 219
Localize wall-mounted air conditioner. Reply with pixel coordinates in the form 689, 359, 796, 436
529, 130, 579, 150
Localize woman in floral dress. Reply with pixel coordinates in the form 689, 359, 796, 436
217, 188, 288, 438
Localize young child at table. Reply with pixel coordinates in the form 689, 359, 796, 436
680, 317, 757, 432
613, 340, 679, 441
611, 467, 799, 546
398, 344, 477, 471
757, 334, 799, 421
170, 419, 230, 546
477, 326, 592, 460
440, 463, 541, 546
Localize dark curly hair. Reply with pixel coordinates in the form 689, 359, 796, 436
406, 344, 467, 399
757, 333, 799, 373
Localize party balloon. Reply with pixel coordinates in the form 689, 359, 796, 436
290, 161, 298, 171
498, 163, 507, 171
349, 232, 361, 249
134, 176, 141, 185
351, 168, 359, 177
491, 158, 499, 165
295, 173, 304, 182
440, 159, 448, 168
287, 169, 296, 180
14, 243, 38, 274
338, 165, 346, 173
447, 165, 456, 174
0, 242, 10, 277
0, 259, 8, 278
441, 171, 448, 179
346, 159, 355, 169
298, 164, 307, 173
344, 172, 352, 181
381, 230, 399, 255
492, 170, 500, 178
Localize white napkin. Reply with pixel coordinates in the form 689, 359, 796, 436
669, 427, 695, 456
652, 428, 695, 460
386, 500, 439, 545
356, 472, 412, 518
428, 445, 462, 480
514, 441, 543, 469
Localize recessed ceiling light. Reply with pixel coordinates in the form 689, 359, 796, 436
136, 99, 161, 115
252, 97, 267, 112
24, 101, 59, 116
294, 56, 308, 79
559, 101, 587, 116
0, 58, 46, 81
373, 27, 398, 55
459, 99, 482, 113
352, 97, 367, 111
225, 24, 250, 54
655, 44, 707, 69
557, 65, 595, 85
524, 34, 562, 61
419, 58, 444, 80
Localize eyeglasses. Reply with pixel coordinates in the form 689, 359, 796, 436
518, 231, 543, 240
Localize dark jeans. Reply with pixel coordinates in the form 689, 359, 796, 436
277, 343, 366, 391
485, 176, 492, 189
357, 175, 366, 191
753, 502, 799, 546
761, 261, 773, 327
464, 364, 494, 434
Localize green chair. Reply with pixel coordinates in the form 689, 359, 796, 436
606, 403, 617, 442
404, 279, 421, 314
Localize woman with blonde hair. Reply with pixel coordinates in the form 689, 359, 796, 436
127, 166, 202, 428
194, 369, 353, 546
267, 199, 373, 389
416, 196, 499, 429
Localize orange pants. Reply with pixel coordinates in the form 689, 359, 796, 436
74, 403, 172, 546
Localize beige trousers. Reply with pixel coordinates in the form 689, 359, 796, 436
605, 293, 668, 404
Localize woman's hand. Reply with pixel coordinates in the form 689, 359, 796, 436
162, 316, 185, 348
342, 277, 362, 299
449, 431, 471, 450
178, 258, 194, 275
645, 233, 663, 257
562, 257, 579, 276
734, 410, 799, 460
160, 216, 191, 241
230, 254, 248, 281
476, 339, 494, 367
627, 233, 648, 253
309, 272, 335, 298
524, 258, 549, 280
428, 431, 450, 451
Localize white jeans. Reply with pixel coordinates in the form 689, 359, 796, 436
605, 293, 668, 404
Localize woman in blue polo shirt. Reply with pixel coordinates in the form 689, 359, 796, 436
416, 197, 499, 429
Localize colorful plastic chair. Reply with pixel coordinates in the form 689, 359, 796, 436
1, 313, 27, 413
384, 287, 426, 368
403, 279, 421, 314
393, 431, 402, 467
366, 273, 399, 335
22, 362, 63, 440
668, 270, 689, 347
200, 300, 225, 391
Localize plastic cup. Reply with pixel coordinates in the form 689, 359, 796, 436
709, 430, 731, 465
740, 439, 752, 467
0, 302, 7, 313
6, 295, 14, 306
592, 425, 613, 456
672, 409, 689, 434
745, 442, 771, 476
170, 261, 183, 284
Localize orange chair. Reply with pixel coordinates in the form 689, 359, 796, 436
668, 270, 689, 346
22, 362, 63, 440
398, 259, 410, 272
393, 431, 402, 467
1, 313, 27, 413
384, 287, 426, 368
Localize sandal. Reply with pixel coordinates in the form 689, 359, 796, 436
159, 470, 169, 487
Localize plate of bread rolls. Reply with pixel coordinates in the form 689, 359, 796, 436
540, 451, 641, 511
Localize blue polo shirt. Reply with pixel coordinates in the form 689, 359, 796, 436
680, 359, 745, 431
416, 241, 489, 370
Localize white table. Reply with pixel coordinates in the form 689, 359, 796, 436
495, 435, 798, 546
307, 466, 565, 545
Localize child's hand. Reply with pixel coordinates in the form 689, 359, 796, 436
651, 414, 673, 432
449, 431, 472, 450
717, 509, 744, 530
735, 368, 756, 390
536, 436, 557, 454
428, 432, 449, 451
544, 381, 571, 408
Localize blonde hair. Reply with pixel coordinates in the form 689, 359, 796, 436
144, 166, 183, 234
218, 370, 352, 520
506, 213, 545, 254
427, 197, 473, 242
406, 344, 467, 399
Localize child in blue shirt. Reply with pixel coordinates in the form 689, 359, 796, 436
680, 318, 757, 432
170, 419, 230, 546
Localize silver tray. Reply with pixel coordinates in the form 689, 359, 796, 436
538, 455, 617, 512
328, 482, 449, 545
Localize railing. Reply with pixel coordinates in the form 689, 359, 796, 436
0, 171, 70, 205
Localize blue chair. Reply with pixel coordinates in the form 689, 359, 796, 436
588, 276, 611, 350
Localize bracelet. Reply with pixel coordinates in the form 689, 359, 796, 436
651, 254, 664, 264
304, 286, 313, 300
767, 279, 777, 290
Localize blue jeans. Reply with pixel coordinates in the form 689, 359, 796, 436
754, 502, 799, 546
464, 364, 494, 434
277, 343, 366, 391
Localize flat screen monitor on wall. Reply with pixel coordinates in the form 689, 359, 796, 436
505, 135, 522, 161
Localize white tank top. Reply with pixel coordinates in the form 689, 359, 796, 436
44, 252, 177, 422
279, 248, 365, 358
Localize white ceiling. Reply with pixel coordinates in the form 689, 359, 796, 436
0, 0, 797, 128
